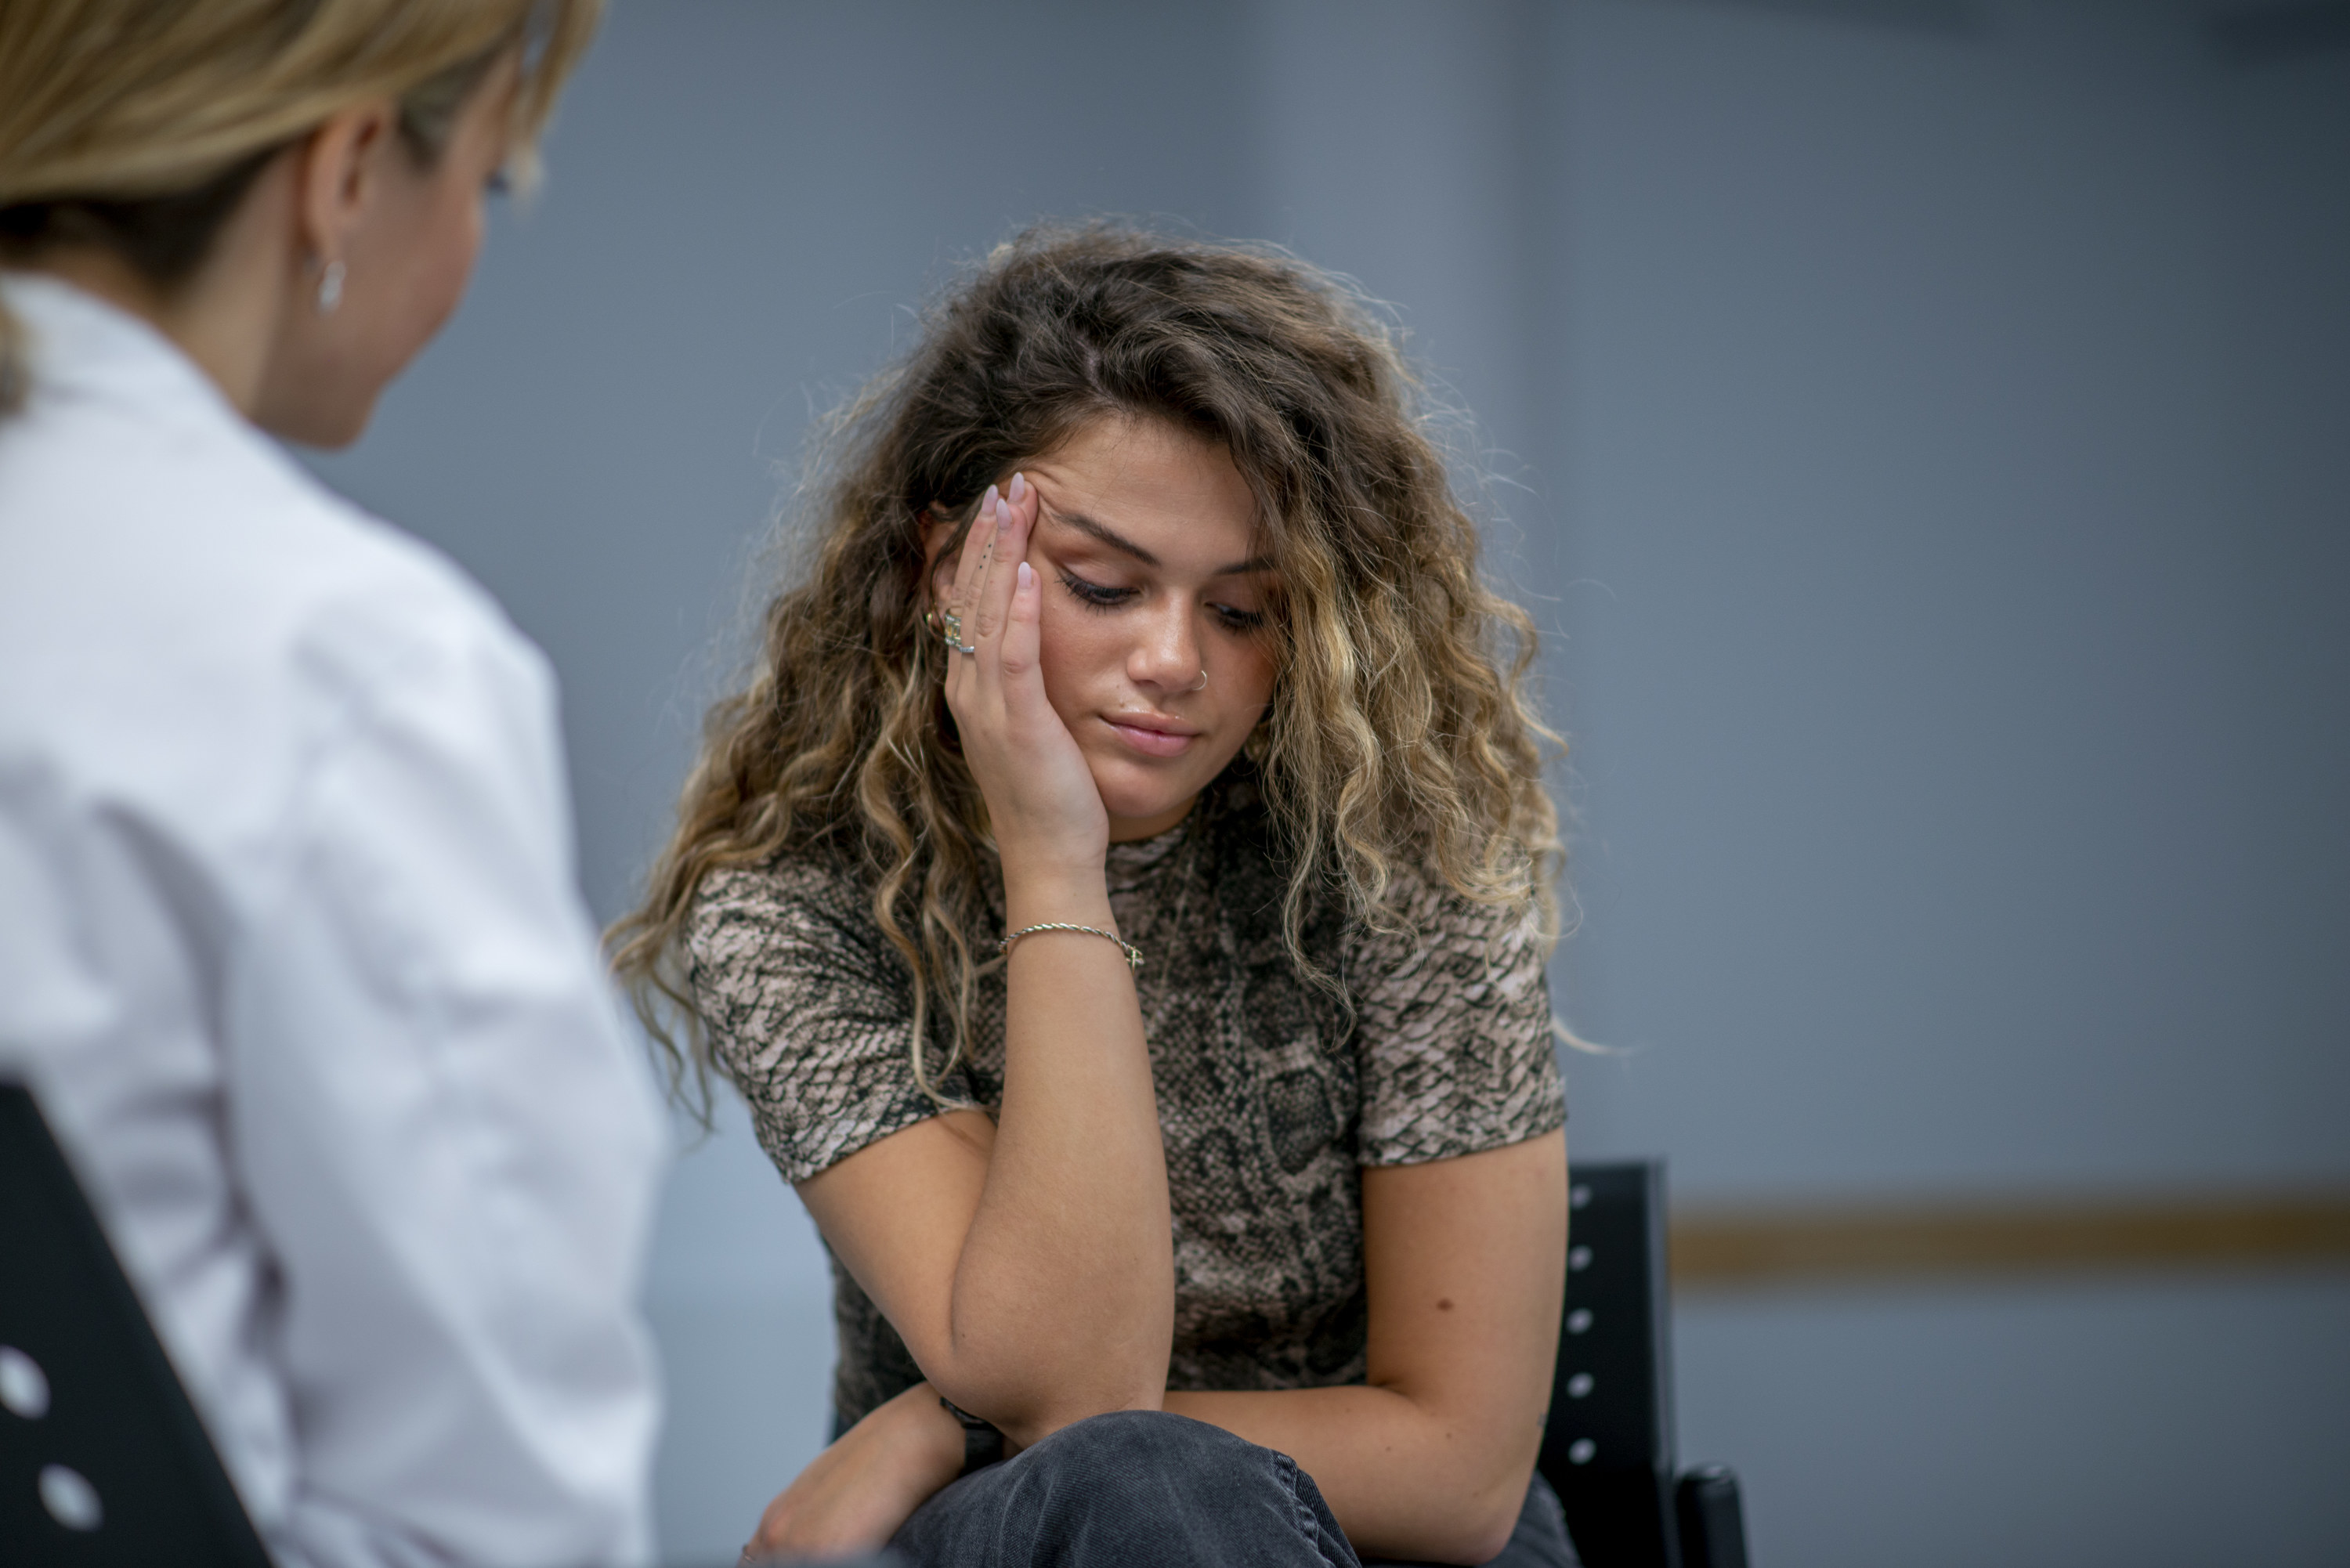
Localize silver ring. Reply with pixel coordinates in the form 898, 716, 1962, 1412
941, 609, 978, 656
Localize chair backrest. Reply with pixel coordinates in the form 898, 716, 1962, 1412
0, 1077, 274, 1568
1540, 1159, 1683, 1568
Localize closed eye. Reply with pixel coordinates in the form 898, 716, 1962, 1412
1059, 569, 1268, 634
1058, 569, 1135, 609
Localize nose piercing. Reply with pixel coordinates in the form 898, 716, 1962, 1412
1186, 667, 1208, 693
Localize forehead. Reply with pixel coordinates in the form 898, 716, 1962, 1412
1024, 417, 1260, 563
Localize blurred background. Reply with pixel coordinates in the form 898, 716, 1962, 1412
307, 2, 2350, 1563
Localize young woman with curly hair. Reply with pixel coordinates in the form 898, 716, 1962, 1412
615, 226, 1575, 1568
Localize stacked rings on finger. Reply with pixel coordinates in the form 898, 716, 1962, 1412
940, 609, 978, 656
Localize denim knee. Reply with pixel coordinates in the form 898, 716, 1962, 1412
900, 1409, 1358, 1566
1018, 1407, 1262, 1487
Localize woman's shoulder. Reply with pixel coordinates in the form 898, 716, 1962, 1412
0, 290, 559, 883
682, 846, 916, 1029
692, 844, 870, 923
1347, 853, 1544, 962
1348, 859, 1562, 1165
691, 846, 893, 959
6, 278, 515, 682
683, 845, 947, 1183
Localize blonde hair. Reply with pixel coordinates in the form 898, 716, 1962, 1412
612, 226, 1567, 1117
0, 0, 604, 410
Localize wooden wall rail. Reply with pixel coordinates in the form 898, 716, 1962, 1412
1670, 1192, 2350, 1291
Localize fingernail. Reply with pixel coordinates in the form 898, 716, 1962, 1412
1010, 472, 1028, 503
982, 484, 1000, 517
1018, 562, 1034, 587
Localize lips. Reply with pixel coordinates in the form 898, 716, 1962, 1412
1104, 714, 1200, 758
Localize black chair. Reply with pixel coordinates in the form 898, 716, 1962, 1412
0, 1078, 273, 1567
1542, 1161, 1751, 1568
2, 1075, 902, 1568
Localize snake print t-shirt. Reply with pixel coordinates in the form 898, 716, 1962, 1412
685, 775, 1567, 1426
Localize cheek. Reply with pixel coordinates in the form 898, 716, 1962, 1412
380, 184, 483, 359
1033, 593, 1118, 720
1223, 642, 1278, 721
421, 195, 484, 323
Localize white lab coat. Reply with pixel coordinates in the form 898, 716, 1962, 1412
0, 274, 664, 1568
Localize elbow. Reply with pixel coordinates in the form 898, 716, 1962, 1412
1451, 1502, 1524, 1568
1406, 1498, 1523, 1568
996, 1380, 1163, 1452
935, 1308, 1171, 1448
1419, 1451, 1540, 1566
929, 1244, 1176, 1446
934, 1363, 1164, 1453
1003, 1351, 1168, 1447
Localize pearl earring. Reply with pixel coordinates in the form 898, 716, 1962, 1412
316, 259, 345, 316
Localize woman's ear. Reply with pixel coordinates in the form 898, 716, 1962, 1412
293, 99, 399, 273
918, 505, 963, 609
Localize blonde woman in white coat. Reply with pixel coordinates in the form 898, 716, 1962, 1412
0, 5, 663, 1566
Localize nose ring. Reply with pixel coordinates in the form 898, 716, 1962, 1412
1186, 667, 1208, 694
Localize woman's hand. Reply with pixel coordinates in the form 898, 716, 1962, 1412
940, 475, 1108, 878
789, 479, 1170, 1453
740, 1382, 966, 1563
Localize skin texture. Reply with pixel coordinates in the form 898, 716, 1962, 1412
21, 58, 519, 450
967, 417, 1281, 845
748, 416, 1567, 1566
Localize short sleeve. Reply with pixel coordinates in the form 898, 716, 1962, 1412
1350, 868, 1567, 1166
686, 861, 968, 1183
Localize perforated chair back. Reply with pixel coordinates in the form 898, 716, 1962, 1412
1539, 1159, 1752, 1568
1540, 1160, 1681, 1567
0, 1078, 273, 1567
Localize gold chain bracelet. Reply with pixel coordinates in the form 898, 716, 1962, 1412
999, 922, 1144, 973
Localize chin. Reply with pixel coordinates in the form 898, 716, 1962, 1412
1099, 786, 1195, 826
1090, 762, 1208, 829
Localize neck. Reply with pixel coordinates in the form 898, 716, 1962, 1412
1106, 793, 1200, 844
22, 157, 298, 421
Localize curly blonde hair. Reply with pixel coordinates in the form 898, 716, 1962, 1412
612, 225, 1565, 1112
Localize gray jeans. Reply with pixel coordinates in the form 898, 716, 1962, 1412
887, 1410, 1578, 1568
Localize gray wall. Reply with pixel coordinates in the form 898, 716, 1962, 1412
308, 3, 2350, 1564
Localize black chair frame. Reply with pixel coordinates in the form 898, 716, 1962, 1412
1542, 1160, 1751, 1568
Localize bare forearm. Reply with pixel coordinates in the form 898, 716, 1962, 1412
1161, 1386, 1539, 1565
942, 866, 1173, 1439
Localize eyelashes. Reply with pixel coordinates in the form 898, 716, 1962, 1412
1057, 569, 1266, 631
1058, 569, 1132, 609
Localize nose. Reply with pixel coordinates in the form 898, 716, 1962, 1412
1127, 597, 1204, 696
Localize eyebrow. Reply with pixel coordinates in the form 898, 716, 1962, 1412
1047, 507, 1276, 577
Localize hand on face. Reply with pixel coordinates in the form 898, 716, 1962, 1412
938, 471, 1113, 874
1018, 417, 1277, 840
931, 417, 1278, 858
